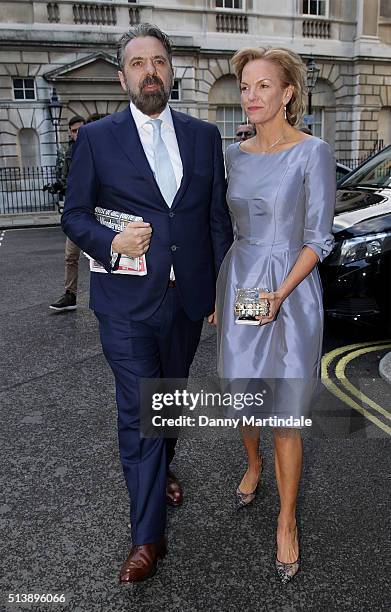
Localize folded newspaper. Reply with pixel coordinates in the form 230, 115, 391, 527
86, 207, 147, 275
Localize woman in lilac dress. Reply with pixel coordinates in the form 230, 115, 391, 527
216, 47, 335, 583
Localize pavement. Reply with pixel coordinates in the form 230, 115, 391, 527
379, 351, 391, 385
0, 211, 61, 229
0, 227, 390, 612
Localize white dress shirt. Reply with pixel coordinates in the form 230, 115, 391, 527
130, 102, 183, 192
111, 103, 183, 280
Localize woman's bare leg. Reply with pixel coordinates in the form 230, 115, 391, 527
273, 430, 302, 563
238, 425, 262, 493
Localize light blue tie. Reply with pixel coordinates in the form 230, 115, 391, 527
148, 119, 177, 206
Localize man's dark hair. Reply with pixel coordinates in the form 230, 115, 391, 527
117, 23, 172, 71
68, 115, 85, 128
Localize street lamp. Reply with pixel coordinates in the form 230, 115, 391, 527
306, 57, 320, 134
48, 88, 63, 151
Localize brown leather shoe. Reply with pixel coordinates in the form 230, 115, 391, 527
119, 537, 167, 583
166, 470, 183, 507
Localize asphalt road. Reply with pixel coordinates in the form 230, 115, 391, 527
0, 227, 390, 612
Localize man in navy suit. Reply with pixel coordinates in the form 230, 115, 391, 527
62, 23, 233, 583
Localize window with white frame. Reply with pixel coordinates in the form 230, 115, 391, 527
216, 0, 244, 10
170, 79, 181, 102
216, 106, 244, 151
13, 78, 36, 101
311, 108, 324, 138
302, 0, 327, 17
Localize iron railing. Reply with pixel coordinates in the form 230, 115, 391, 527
0, 142, 386, 215
0, 166, 59, 214
336, 140, 385, 171
337, 157, 369, 169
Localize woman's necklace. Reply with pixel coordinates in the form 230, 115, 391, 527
261, 134, 285, 153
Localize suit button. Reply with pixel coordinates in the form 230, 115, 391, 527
170, 245, 177, 252
169, 211, 175, 218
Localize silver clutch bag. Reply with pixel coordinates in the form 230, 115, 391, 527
234, 287, 270, 325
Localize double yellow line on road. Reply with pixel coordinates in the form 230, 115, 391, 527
321, 340, 391, 436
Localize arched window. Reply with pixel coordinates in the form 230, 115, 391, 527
215, 107, 244, 151
17, 128, 41, 167
209, 74, 243, 151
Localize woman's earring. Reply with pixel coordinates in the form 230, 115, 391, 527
284, 106, 287, 120
246, 116, 249, 125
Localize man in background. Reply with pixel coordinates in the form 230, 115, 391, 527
50, 115, 85, 312
235, 122, 255, 142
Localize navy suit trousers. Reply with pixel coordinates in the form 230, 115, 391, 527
95, 286, 203, 545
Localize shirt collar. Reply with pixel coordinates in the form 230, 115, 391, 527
130, 102, 174, 130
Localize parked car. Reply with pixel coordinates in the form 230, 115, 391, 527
319, 145, 391, 329
336, 161, 352, 182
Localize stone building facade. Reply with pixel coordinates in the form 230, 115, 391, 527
0, 0, 390, 169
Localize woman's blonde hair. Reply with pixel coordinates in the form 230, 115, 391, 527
231, 47, 307, 127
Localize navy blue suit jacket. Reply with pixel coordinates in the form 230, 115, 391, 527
62, 106, 233, 321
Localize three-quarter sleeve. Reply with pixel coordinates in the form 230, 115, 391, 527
303, 140, 336, 262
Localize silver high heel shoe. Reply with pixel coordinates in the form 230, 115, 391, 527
235, 458, 263, 510
275, 525, 300, 584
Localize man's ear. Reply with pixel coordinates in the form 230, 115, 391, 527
118, 70, 127, 93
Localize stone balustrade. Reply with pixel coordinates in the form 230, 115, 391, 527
302, 18, 331, 39
72, 3, 117, 25
129, 6, 140, 26
21, 1, 339, 41
47, 2, 60, 23
45, 3, 249, 32
45, 1, 141, 26
216, 12, 248, 33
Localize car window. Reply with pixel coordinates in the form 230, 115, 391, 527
341, 147, 391, 188
336, 164, 350, 182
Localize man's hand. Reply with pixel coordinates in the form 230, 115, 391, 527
208, 311, 217, 326
112, 222, 152, 258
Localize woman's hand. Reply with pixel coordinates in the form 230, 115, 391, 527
255, 290, 284, 325
254, 247, 319, 326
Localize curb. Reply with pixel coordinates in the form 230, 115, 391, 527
0, 212, 61, 229
379, 351, 391, 385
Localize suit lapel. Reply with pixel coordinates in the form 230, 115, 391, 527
110, 107, 166, 206
110, 106, 195, 210
171, 109, 195, 209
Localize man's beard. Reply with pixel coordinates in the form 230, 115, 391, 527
127, 74, 173, 116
